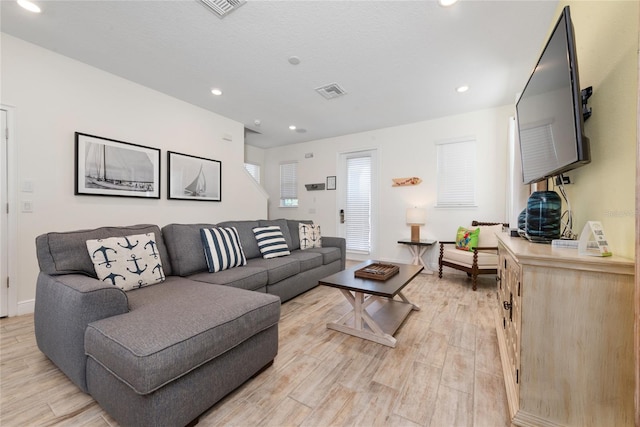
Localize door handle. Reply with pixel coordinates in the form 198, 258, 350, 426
339, 209, 345, 224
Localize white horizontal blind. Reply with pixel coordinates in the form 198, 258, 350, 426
346, 155, 371, 253
436, 139, 476, 207
279, 162, 298, 207
244, 163, 260, 184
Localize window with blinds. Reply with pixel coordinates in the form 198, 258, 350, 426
244, 163, 261, 184
279, 162, 298, 207
346, 155, 371, 253
436, 139, 477, 207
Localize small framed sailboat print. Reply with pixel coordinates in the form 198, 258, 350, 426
167, 151, 221, 202
75, 132, 161, 199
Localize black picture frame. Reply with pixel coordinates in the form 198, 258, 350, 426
327, 175, 336, 190
75, 132, 161, 199
167, 151, 222, 201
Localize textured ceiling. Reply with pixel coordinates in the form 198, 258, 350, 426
1, 0, 559, 148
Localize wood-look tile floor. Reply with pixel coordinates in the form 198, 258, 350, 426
0, 272, 510, 427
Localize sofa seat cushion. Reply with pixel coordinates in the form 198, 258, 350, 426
442, 248, 498, 268
84, 277, 280, 395
246, 257, 300, 284
188, 266, 268, 292
303, 247, 341, 265
286, 250, 323, 272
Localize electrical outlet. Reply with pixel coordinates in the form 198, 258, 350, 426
22, 201, 33, 213
555, 175, 571, 185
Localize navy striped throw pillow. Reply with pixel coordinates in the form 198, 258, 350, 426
200, 227, 247, 273
253, 225, 291, 259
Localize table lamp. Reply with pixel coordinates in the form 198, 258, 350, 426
406, 207, 426, 242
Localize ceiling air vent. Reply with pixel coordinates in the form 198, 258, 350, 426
315, 83, 347, 100
199, 0, 246, 19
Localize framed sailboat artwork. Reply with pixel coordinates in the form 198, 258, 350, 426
167, 151, 222, 202
75, 132, 161, 199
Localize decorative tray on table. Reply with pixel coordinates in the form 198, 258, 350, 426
354, 263, 399, 281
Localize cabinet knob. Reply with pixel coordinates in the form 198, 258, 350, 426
503, 301, 512, 310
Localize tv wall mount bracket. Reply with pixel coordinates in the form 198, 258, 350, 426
581, 86, 593, 121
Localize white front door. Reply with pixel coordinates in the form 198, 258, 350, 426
338, 149, 378, 260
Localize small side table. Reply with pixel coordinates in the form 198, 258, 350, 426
397, 239, 436, 274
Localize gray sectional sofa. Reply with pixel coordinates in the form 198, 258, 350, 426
34, 219, 345, 427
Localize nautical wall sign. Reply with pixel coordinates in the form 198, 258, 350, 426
392, 177, 422, 187
75, 132, 161, 199
167, 151, 222, 202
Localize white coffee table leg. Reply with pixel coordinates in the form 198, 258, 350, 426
328, 289, 419, 348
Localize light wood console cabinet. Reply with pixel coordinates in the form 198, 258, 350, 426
495, 232, 634, 427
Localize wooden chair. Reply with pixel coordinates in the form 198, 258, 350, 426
438, 221, 508, 291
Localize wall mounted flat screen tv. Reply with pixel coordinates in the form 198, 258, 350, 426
516, 5, 590, 184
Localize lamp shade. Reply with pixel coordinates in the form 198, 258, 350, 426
406, 208, 426, 225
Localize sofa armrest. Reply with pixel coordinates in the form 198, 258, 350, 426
34, 272, 129, 392
321, 236, 346, 270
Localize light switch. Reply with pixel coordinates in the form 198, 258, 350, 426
22, 180, 34, 192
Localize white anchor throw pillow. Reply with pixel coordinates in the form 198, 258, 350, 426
86, 232, 166, 291
298, 223, 322, 249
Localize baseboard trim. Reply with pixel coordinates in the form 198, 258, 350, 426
17, 299, 35, 316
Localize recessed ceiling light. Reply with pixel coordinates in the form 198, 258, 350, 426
288, 56, 301, 65
438, 0, 458, 7
288, 125, 297, 130
17, 0, 41, 13
456, 85, 469, 93
211, 88, 223, 96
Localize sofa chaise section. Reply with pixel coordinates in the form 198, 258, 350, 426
34, 224, 171, 392
85, 278, 279, 427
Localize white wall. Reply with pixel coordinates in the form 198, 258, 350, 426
552, 1, 638, 259
244, 144, 266, 184
264, 105, 513, 269
1, 34, 267, 314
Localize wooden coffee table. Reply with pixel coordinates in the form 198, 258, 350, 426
318, 260, 423, 347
